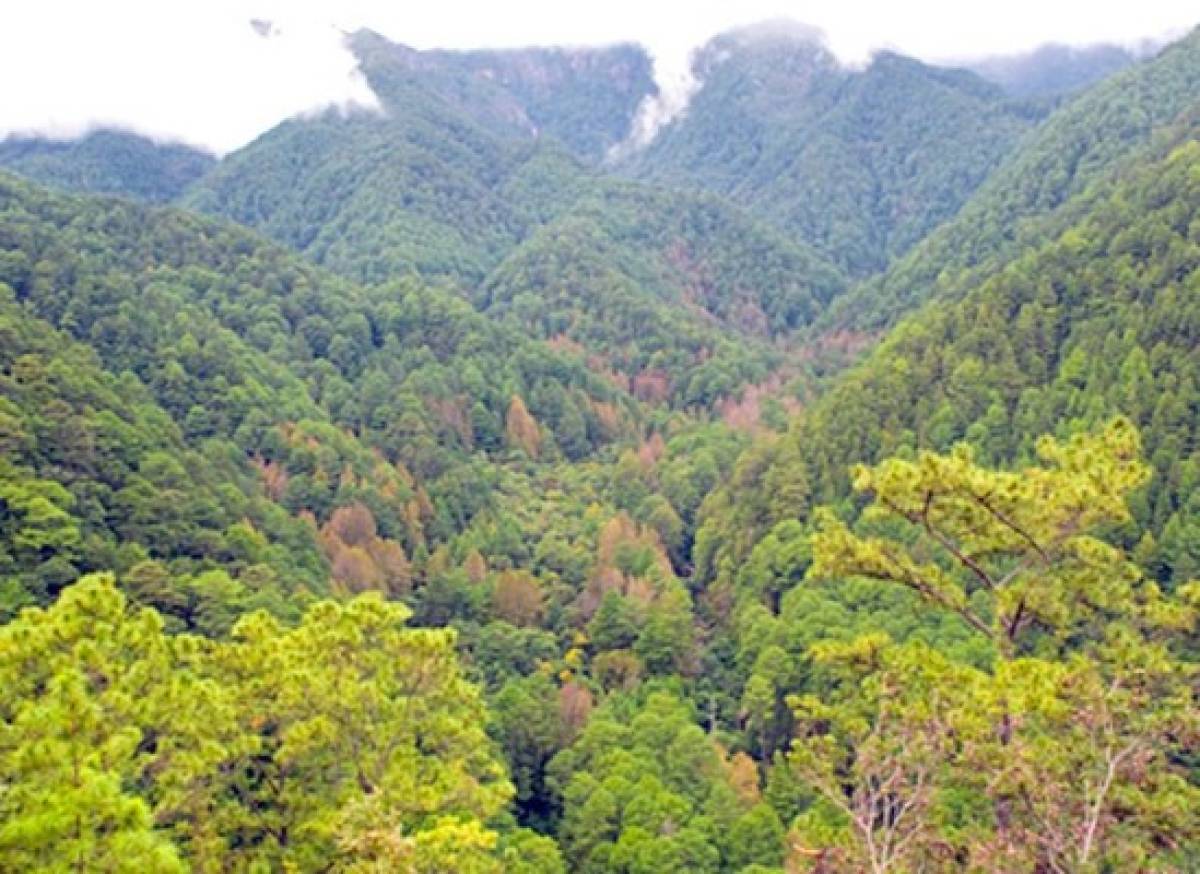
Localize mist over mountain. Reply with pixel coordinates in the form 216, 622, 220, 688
2, 11, 1200, 873
964, 40, 1152, 97
350, 30, 658, 161
0, 129, 216, 203
620, 25, 1044, 274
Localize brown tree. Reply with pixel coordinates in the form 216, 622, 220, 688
505, 395, 541, 458
492, 570, 544, 626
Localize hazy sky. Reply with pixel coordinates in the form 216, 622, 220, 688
1, 0, 1195, 154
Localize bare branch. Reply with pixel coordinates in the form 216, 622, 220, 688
972, 491, 1052, 562
877, 544, 996, 640
884, 495, 999, 592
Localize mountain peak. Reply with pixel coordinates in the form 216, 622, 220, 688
718, 18, 827, 48
694, 19, 838, 82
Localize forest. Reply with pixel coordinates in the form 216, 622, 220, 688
0, 16, 1198, 873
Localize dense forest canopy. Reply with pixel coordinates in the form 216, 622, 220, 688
0, 130, 215, 203
619, 24, 1046, 275
1, 16, 1198, 873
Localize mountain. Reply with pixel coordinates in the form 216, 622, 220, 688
350, 29, 656, 161
0, 129, 216, 202
184, 26, 852, 409
182, 32, 656, 286
620, 22, 1044, 274
184, 121, 838, 408
821, 25, 1200, 331
966, 41, 1143, 98
4, 17, 1200, 874
696, 129, 1200, 594
184, 110, 533, 285
182, 23, 1056, 416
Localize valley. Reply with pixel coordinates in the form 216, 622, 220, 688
0, 17, 1198, 873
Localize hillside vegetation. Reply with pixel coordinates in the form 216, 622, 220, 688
0, 129, 215, 202
622, 24, 1044, 273
1, 19, 1198, 872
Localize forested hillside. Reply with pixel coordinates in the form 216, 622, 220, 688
0, 129, 216, 202
2, 15, 1199, 873
0, 170, 765, 869
183, 33, 656, 286
621, 23, 1044, 273
695, 133, 1200, 719
476, 182, 847, 405
181, 27, 860, 409
822, 24, 1200, 331
0, 173, 667, 606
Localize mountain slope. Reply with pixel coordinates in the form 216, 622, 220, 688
966, 42, 1143, 98
622, 23, 1043, 274
183, 32, 654, 286
696, 135, 1200, 595
183, 26, 854, 411
0, 287, 328, 620
185, 119, 832, 410
822, 26, 1200, 332
0, 172, 657, 608
0, 129, 216, 202
182, 108, 529, 285
477, 182, 847, 405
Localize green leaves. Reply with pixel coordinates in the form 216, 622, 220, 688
793, 420, 1200, 870
0, 575, 221, 872
0, 577, 515, 872
549, 690, 763, 872
811, 418, 1153, 653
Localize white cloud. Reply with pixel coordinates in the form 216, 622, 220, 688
0, 0, 1195, 154
0, 1, 379, 154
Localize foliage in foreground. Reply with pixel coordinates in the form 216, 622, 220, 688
791, 420, 1200, 871
0, 579, 543, 872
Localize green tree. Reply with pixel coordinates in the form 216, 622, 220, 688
793, 420, 1200, 871
0, 575, 234, 872
491, 673, 567, 828
211, 593, 513, 870
0, 577, 517, 872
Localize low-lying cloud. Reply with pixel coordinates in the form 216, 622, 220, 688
0, 2, 379, 154
607, 51, 703, 161
1, 0, 1195, 155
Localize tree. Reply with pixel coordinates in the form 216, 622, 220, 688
0, 576, 516, 872
548, 691, 753, 872
787, 637, 971, 874
506, 395, 542, 459
0, 459, 82, 603
588, 590, 641, 651
491, 674, 566, 828
634, 587, 696, 675
0, 575, 234, 872
797, 420, 1200, 870
212, 594, 513, 870
810, 418, 1152, 656
493, 570, 545, 627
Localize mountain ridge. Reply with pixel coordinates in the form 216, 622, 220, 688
3, 17, 1200, 871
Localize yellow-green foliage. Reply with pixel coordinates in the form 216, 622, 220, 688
791, 421, 1200, 872
0, 576, 513, 872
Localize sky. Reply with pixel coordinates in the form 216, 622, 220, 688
0, 0, 1195, 154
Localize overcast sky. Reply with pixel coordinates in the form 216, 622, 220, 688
1, 0, 1195, 154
